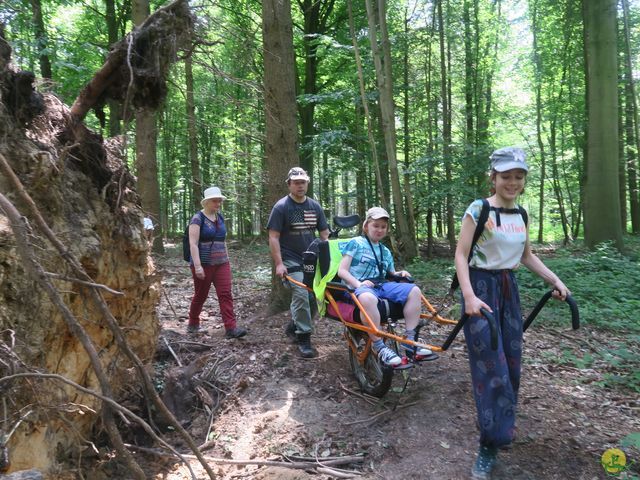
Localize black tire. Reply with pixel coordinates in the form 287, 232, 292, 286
347, 328, 393, 398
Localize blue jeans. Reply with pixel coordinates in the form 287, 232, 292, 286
284, 259, 316, 334
462, 268, 522, 448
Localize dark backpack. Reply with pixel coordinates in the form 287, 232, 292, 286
182, 211, 205, 262
449, 199, 528, 293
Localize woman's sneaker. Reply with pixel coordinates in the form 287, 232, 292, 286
471, 445, 498, 479
225, 327, 247, 339
187, 324, 200, 334
375, 345, 402, 367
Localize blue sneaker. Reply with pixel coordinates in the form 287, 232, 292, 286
471, 445, 497, 479
375, 345, 402, 367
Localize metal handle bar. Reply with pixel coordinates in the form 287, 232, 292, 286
522, 290, 580, 332
441, 307, 497, 351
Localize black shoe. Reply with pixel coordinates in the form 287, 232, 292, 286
284, 320, 297, 342
225, 327, 247, 339
187, 324, 200, 334
296, 333, 317, 358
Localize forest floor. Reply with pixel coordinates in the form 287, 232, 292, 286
137, 241, 639, 480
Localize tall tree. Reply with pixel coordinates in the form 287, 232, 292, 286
105, 0, 121, 136
262, 0, 300, 310
296, 0, 337, 197
365, 0, 417, 260
29, 0, 52, 79
582, 0, 623, 249
621, 0, 640, 233
133, 0, 164, 253
402, 6, 416, 241
185, 49, 202, 212
437, 0, 455, 251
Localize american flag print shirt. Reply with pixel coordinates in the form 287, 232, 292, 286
289, 207, 318, 234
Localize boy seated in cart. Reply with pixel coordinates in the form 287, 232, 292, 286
337, 207, 435, 367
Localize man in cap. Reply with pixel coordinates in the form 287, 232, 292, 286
267, 167, 329, 358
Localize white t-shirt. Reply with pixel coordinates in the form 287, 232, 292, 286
464, 200, 527, 270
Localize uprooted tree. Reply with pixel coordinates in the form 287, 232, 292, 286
0, 1, 217, 477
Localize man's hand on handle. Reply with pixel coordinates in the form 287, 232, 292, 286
275, 263, 288, 278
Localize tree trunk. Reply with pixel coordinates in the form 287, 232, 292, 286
437, 0, 456, 251
463, 0, 474, 150
532, 0, 546, 244
582, 0, 623, 249
185, 51, 202, 212
297, 0, 336, 197
621, 0, 640, 233
133, 0, 164, 253
402, 6, 416, 241
29, 0, 52, 79
365, 0, 417, 260
347, 0, 387, 211
262, 0, 300, 311
618, 85, 627, 230
105, 0, 121, 136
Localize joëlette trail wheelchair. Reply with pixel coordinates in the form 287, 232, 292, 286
285, 215, 580, 398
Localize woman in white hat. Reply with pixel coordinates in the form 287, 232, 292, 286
187, 186, 247, 338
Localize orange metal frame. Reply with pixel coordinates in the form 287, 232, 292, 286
284, 275, 459, 355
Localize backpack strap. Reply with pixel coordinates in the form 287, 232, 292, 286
449, 199, 490, 294
518, 205, 528, 227
467, 198, 490, 263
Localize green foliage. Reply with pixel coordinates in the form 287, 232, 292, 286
622, 433, 640, 450
516, 241, 640, 333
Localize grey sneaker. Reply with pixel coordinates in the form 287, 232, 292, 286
375, 345, 402, 367
187, 324, 200, 334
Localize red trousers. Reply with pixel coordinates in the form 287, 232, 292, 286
189, 262, 236, 330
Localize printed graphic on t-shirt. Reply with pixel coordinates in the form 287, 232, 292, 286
290, 208, 318, 232
464, 200, 527, 270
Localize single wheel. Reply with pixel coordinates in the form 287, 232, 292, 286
347, 327, 393, 397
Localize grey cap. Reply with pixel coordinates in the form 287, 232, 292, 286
489, 147, 529, 172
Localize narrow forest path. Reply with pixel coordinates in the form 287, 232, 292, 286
147, 242, 639, 480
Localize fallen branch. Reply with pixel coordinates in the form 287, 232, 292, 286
339, 381, 378, 406
125, 443, 364, 469
316, 466, 362, 478
162, 336, 183, 367
162, 287, 180, 320
344, 401, 418, 426
45, 272, 124, 296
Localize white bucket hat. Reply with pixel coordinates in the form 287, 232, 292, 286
201, 186, 226, 206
